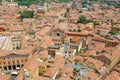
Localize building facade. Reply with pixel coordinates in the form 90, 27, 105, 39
0, 52, 29, 73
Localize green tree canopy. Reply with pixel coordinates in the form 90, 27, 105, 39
19, 10, 34, 19
77, 15, 92, 24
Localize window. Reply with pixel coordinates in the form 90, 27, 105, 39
8, 61, 10, 64
8, 66, 12, 70
13, 47, 15, 50
12, 44, 14, 46
13, 61, 15, 64
17, 60, 19, 64
21, 60, 23, 63
16, 43, 18, 46
4, 62, 6, 64
47, 65, 51, 68
17, 65, 20, 67
13, 65, 16, 70
57, 33, 60, 36
16, 46, 20, 49
21, 64, 23, 67
4, 66, 7, 70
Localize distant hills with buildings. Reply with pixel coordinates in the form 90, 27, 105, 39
0, 0, 72, 6
0, 0, 119, 8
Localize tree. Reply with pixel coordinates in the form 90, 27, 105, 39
19, 10, 34, 19
73, 68, 80, 76
12, 0, 40, 7
78, 15, 87, 24
82, 0, 88, 8
78, 15, 92, 24
108, 29, 120, 35
93, 21, 100, 26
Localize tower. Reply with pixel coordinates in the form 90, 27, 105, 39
66, 8, 70, 28
44, 0, 48, 15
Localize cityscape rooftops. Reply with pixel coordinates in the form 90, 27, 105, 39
0, 0, 119, 80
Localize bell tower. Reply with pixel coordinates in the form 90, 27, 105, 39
66, 8, 70, 28
44, 0, 48, 15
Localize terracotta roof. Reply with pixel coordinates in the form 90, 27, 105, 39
41, 36, 54, 49
58, 76, 72, 80
59, 66, 73, 79
65, 30, 89, 35
84, 70, 98, 80
9, 26, 24, 31
84, 50, 96, 56
32, 76, 50, 80
111, 45, 120, 60
35, 27, 51, 37
54, 55, 65, 69
70, 37, 81, 44
0, 69, 10, 80
68, 55, 84, 63
86, 57, 104, 70
39, 50, 48, 59
0, 48, 33, 57
16, 54, 48, 80
44, 67, 58, 78
105, 71, 120, 80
